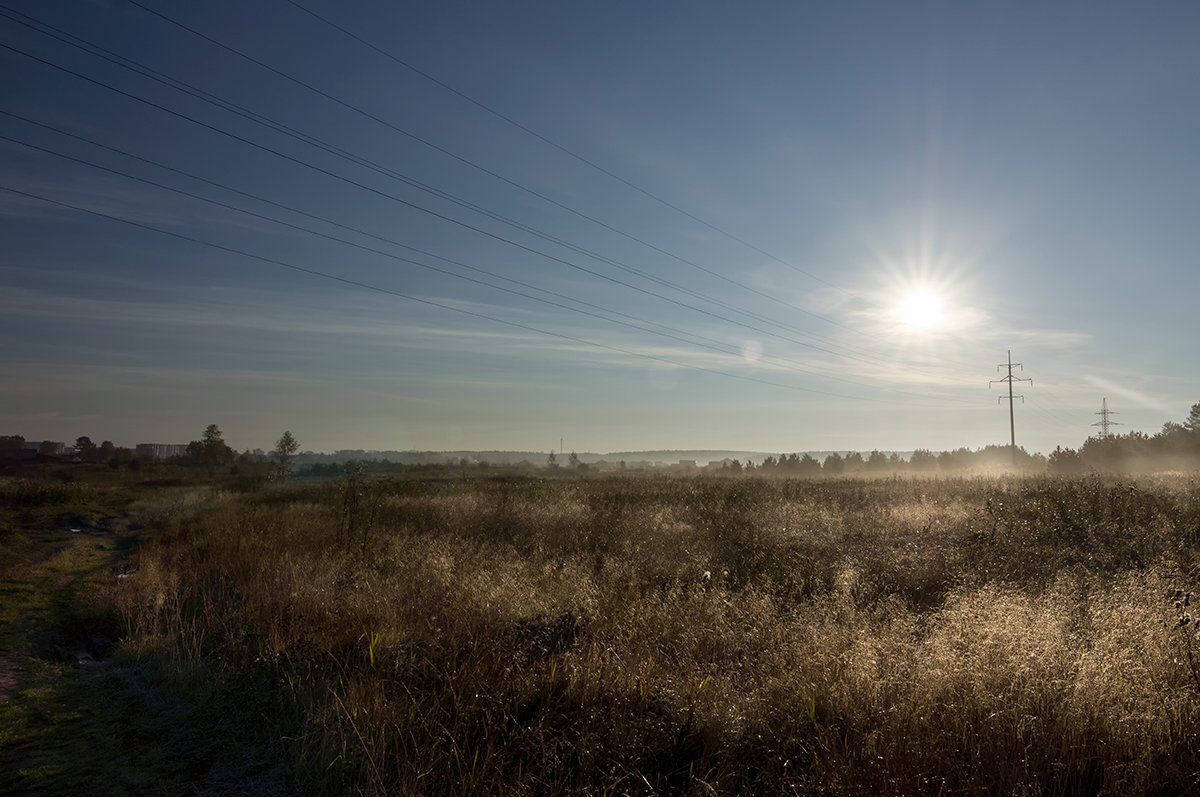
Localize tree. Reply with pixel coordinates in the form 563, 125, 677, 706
75, 436, 97, 462
1158, 422, 1195, 456
937, 449, 960, 470
0, 435, 24, 450
547, 451, 558, 468
98, 440, 117, 463
909, 449, 938, 471
190, 424, 232, 467
1186, 402, 1200, 434
202, 424, 225, 460
109, 446, 135, 470
1048, 445, 1084, 475
232, 449, 270, 490
568, 451, 580, 469
274, 430, 299, 479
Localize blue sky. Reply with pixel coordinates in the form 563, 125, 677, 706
3, 0, 1198, 455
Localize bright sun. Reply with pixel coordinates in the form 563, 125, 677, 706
895, 289, 947, 331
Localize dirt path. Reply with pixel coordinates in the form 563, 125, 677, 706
0, 525, 146, 793
0, 525, 231, 795
0, 515, 297, 796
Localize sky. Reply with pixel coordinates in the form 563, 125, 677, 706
3, 0, 1199, 455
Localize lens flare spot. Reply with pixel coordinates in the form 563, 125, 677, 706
742, 340, 763, 363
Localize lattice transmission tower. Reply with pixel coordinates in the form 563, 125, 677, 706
1092, 397, 1120, 438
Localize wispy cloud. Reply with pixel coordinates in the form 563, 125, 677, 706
1083, 375, 1180, 418
1003, 328, 1094, 350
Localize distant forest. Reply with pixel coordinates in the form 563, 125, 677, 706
1044, 400, 1200, 474
300, 401, 1200, 477
4, 402, 1199, 477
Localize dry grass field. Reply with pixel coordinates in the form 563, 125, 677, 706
7, 470, 1200, 794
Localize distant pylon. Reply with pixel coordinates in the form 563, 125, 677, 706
990, 350, 1032, 464
1092, 397, 1120, 438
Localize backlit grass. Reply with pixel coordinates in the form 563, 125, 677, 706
37, 473, 1200, 792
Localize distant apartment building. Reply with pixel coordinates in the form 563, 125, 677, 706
135, 443, 189, 460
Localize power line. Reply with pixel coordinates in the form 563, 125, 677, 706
1, 118, 983, 406
0, 131, 724, 356
259, 2, 1043, 384
3, 1, 997, 396
0, 111, 732, 353
0, 14, 904, 371
116, 0, 876, 344
0, 129, 841, 388
0, 39, 840, 360
4, 6, 988, 398
281, 0, 851, 296
0, 6, 1122, 449
1, 183, 899, 403
1017, 380, 1095, 446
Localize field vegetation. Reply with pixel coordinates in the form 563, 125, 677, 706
5, 464, 1200, 793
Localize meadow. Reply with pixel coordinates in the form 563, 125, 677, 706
7, 468, 1200, 794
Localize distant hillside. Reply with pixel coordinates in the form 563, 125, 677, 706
294, 449, 916, 467
604, 450, 782, 465
295, 450, 546, 466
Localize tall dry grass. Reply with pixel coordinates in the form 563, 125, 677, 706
107, 474, 1200, 794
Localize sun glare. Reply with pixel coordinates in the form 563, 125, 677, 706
895, 288, 947, 331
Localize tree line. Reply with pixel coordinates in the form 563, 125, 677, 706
6, 401, 1200, 478
1048, 401, 1200, 474
1, 426, 301, 481
719, 444, 1044, 474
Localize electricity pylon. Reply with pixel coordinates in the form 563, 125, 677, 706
1092, 397, 1120, 438
990, 350, 1032, 465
